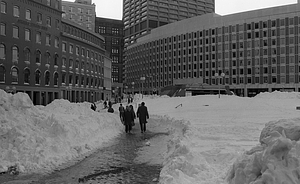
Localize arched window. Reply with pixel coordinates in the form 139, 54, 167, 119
54, 54, 58, 66
24, 48, 30, 62
11, 67, 18, 83
0, 43, 5, 59
45, 71, 50, 85
36, 50, 41, 64
0, 65, 5, 82
53, 72, 58, 86
24, 68, 30, 84
12, 46, 19, 63
45, 52, 50, 64
35, 70, 41, 84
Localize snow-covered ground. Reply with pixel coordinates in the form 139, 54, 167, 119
1, 89, 300, 184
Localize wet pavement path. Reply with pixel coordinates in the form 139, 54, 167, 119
0, 118, 171, 184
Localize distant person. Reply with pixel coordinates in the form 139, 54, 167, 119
108, 100, 112, 108
91, 102, 96, 111
129, 105, 136, 130
107, 104, 114, 113
103, 101, 107, 109
119, 104, 125, 121
136, 102, 149, 133
123, 106, 135, 133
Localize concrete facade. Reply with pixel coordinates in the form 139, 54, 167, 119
125, 2, 300, 97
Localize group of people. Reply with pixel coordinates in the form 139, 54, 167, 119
91, 100, 149, 133
119, 102, 149, 134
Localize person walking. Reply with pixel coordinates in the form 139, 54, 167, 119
123, 106, 135, 133
119, 104, 125, 122
136, 102, 149, 133
129, 105, 136, 131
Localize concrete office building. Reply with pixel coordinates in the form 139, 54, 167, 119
125, 2, 300, 97
95, 17, 124, 98
61, 0, 96, 31
123, 0, 215, 46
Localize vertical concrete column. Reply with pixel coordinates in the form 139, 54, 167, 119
244, 86, 248, 97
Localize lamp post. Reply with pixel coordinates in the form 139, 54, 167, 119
140, 76, 146, 99
214, 72, 225, 98
125, 86, 128, 98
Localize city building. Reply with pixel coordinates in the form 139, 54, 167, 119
61, 0, 96, 31
0, 0, 62, 105
61, 19, 111, 103
0, 0, 111, 105
95, 17, 124, 98
123, 0, 215, 46
125, 2, 300, 97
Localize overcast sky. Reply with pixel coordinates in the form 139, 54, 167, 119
63, 0, 298, 20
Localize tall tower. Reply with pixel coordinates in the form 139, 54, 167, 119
61, 0, 96, 31
122, 0, 215, 47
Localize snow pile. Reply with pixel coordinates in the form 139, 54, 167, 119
227, 118, 300, 184
255, 91, 300, 99
0, 89, 123, 174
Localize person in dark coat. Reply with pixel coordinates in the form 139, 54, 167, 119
91, 103, 96, 111
107, 104, 114, 113
123, 106, 135, 133
136, 102, 149, 133
119, 104, 125, 121
108, 100, 112, 108
129, 105, 136, 131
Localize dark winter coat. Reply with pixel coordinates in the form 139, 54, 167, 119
108, 107, 114, 113
137, 105, 149, 124
123, 110, 135, 125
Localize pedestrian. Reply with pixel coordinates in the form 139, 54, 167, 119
91, 102, 96, 111
123, 106, 135, 133
107, 104, 114, 113
119, 104, 125, 121
128, 97, 130, 104
129, 105, 136, 130
136, 102, 149, 133
103, 100, 107, 109
108, 100, 112, 108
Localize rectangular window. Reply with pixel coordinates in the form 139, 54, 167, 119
13, 6, 19, 17
13, 26, 19, 38
46, 17, 51, 27
36, 32, 41, 43
69, 44, 73, 53
62, 42, 66, 52
55, 37, 59, 48
0, 23, 5, 36
46, 34, 51, 46
1, 2, 7, 13
37, 13, 42, 23
26, 9, 31, 20
25, 29, 30, 41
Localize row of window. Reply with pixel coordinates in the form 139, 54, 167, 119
61, 42, 104, 62
0, 23, 60, 47
62, 6, 93, 15
0, 44, 103, 74
62, 24, 102, 47
0, 1, 60, 29
0, 65, 103, 87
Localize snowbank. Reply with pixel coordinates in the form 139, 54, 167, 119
255, 91, 300, 99
226, 118, 300, 184
0, 90, 123, 174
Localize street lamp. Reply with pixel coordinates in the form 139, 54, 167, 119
140, 76, 146, 99
215, 72, 225, 98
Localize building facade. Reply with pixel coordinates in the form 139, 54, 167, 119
61, 0, 95, 31
95, 17, 124, 97
0, 0, 62, 105
61, 19, 111, 103
123, 0, 215, 46
125, 2, 300, 97
0, 0, 111, 105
